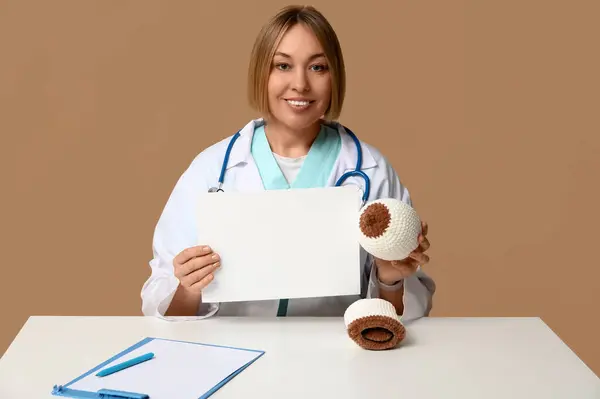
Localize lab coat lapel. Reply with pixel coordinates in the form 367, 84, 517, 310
217, 119, 264, 193
325, 123, 379, 190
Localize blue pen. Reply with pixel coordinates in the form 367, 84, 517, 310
96, 352, 155, 377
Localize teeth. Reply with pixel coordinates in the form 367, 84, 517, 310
287, 100, 310, 106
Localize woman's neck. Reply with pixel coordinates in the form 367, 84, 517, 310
263, 120, 321, 158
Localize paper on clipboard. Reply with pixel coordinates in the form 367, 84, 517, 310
53, 337, 264, 399
196, 185, 363, 303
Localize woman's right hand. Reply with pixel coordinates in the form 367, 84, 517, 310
173, 245, 220, 293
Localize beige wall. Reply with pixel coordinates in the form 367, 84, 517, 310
1, 1, 598, 375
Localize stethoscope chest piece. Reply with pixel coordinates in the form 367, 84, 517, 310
208, 185, 224, 193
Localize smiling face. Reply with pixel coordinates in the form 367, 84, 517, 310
247, 6, 346, 127
266, 23, 332, 132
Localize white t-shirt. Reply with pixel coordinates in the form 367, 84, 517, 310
273, 153, 306, 185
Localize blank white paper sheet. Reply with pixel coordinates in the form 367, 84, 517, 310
65, 338, 264, 399
197, 185, 363, 303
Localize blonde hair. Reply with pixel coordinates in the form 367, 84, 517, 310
247, 5, 346, 121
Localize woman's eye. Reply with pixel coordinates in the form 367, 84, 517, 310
276, 63, 290, 70
311, 64, 327, 72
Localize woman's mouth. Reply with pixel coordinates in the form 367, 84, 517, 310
285, 99, 314, 110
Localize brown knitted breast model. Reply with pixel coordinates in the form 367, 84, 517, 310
343, 198, 422, 350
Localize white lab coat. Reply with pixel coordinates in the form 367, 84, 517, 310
141, 118, 436, 322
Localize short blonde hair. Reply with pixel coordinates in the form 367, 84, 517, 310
247, 5, 346, 121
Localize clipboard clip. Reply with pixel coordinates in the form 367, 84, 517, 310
51, 385, 149, 399
97, 388, 149, 399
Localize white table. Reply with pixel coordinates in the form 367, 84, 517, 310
0, 316, 598, 398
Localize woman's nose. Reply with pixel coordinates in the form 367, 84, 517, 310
292, 70, 309, 91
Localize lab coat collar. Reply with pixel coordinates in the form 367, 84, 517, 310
225, 118, 378, 173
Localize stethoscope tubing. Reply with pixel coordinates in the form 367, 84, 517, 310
211, 124, 370, 203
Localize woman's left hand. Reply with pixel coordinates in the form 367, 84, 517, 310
374, 221, 430, 285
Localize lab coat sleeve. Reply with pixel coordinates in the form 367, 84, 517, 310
364, 155, 436, 323
140, 156, 218, 320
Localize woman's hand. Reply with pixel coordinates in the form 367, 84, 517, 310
374, 221, 430, 285
173, 245, 221, 293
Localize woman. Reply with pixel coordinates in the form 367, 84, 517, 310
141, 5, 436, 322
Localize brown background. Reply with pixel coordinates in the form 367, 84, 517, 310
1, 0, 599, 375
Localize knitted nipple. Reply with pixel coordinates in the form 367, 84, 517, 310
358, 198, 422, 261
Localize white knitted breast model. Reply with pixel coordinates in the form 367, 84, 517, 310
344, 298, 399, 328
343, 297, 406, 350
357, 198, 422, 261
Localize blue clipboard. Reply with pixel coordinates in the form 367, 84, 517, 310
50, 337, 265, 399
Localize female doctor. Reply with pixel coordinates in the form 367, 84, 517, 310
141, 5, 436, 322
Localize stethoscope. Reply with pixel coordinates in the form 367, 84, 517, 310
208, 124, 371, 205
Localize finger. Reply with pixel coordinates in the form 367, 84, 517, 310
418, 235, 430, 252
405, 258, 420, 272
409, 251, 430, 265
174, 245, 212, 266
390, 259, 419, 276
180, 252, 220, 277
190, 273, 214, 291
421, 221, 428, 236
408, 259, 421, 274
186, 262, 220, 288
